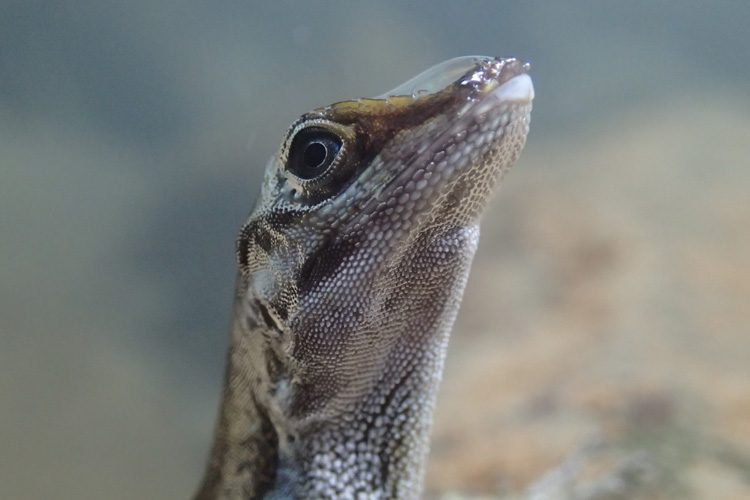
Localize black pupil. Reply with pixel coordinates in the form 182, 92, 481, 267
288, 128, 342, 180
303, 142, 328, 169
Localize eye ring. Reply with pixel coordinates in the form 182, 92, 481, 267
288, 127, 342, 180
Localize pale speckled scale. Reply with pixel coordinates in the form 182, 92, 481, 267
193, 56, 534, 500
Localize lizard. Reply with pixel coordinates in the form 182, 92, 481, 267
193, 56, 534, 500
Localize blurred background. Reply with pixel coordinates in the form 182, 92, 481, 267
2, 2, 749, 499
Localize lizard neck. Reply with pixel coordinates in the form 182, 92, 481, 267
196, 226, 478, 500
193, 314, 281, 500
192, 326, 448, 500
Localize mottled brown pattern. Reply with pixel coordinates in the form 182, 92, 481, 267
194, 57, 533, 500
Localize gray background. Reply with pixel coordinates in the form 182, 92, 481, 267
2, 2, 749, 499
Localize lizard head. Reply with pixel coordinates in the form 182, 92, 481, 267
235, 56, 533, 449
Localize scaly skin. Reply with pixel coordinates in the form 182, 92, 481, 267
194, 56, 534, 500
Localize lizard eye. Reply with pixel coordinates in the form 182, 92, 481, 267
288, 127, 342, 180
